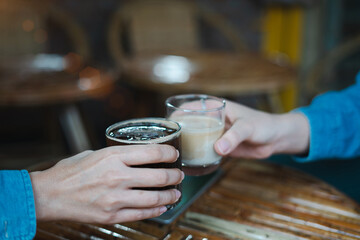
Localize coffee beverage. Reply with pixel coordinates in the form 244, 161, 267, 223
107, 121, 178, 143
170, 115, 224, 176
166, 94, 226, 176
105, 118, 182, 210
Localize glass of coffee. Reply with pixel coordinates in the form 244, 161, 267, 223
105, 117, 182, 210
165, 94, 225, 176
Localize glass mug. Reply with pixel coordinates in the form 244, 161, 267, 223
105, 117, 182, 210
166, 94, 226, 176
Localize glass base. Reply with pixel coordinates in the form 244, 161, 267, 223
182, 161, 221, 176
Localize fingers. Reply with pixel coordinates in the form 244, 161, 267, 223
227, 142, 273, 159
108, 206, 168, 223
214, 119, 253, 155
113, 188, 181, 209
106, 144, 179, 166
97, 188, 181, 224
128, 168, 184, 188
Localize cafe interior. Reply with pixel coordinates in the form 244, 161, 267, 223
1, 0, 360, 239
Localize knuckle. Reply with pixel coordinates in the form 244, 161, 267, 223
148, 146, 164, 160
133, 211, 146, 221
227, 130, 241, 144
82, 150, 94, 155
156, 171, 170, 184
101, 195, 119, 211
147, 194, 161, 206
102, 171, 120, 187
229, 121, 253, 144
241, 121, 254, 136
102, 170, 129, 188
100, 147, 113, 157
100, 212, 117, 224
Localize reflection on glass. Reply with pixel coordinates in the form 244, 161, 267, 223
153, 55, 194, 84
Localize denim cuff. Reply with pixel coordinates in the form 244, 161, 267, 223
0, 170, 36, 240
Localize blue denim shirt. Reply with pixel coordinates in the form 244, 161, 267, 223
295, 72, 360, 162
0, 170, 36, 239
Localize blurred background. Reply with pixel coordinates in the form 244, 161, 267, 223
1, 0, 360, 201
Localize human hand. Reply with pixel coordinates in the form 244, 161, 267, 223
30, 145, 183, 224
214, 101, 310, 159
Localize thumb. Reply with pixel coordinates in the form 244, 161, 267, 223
214, 119, 253, 156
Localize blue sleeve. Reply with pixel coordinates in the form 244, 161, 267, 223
0, 170, 36, 240
294, 72, 360, 162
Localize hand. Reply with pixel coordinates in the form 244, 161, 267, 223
214, 101, 310, 159
30, 144, 184, 224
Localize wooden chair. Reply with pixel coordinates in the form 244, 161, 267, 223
0, 0, 114, 169
107, 0, 296, 115
108, 0, 247, 61
0, 0, 90, 59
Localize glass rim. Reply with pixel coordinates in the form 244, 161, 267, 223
165, 94, 226, 113
105, 117, 181, 144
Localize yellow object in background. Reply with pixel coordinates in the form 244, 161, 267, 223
261, 5, 304, 111
262, 6, 284, 61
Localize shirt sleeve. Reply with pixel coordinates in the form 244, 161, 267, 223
293, 72, 360, 162
0, 170, 36, 240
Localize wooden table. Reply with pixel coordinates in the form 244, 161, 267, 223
0, 54, 115, 153
34, 159, 360, 239
121, 51, 297, 113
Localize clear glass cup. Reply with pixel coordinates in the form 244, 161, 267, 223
166, 94, 226, 176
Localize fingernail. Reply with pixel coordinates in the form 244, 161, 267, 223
175, 190, 181, 200
176, 150, 180, 159
181, 171, 185, 181
159, 206, 167, 214
217, 139, 230, 154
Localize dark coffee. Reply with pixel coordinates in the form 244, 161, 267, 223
108, 122, 178, 141
105, 118, 182, 210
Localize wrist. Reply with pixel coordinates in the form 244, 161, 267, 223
30, 170, 60, 221
272, 112, 310, 155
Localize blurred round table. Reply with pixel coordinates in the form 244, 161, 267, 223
121, 51, 297, 112
0, 54, 115, 153
34, 159, 360, 239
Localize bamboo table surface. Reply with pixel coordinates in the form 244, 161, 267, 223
34, 159, 360, 240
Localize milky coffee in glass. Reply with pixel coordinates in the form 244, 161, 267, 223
166, 94, 225, 176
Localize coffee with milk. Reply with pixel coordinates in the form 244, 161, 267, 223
166, 94, 226, 176
170, 115, 224, 176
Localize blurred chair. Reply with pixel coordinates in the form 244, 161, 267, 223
304, 34, 360, 102
0, 0, 115, 168
108, 0, 247, 60
107, 0, 296, 115
0, 0, 90, 59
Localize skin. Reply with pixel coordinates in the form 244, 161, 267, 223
214, 101, 310, 159
30, 144, 184, 224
